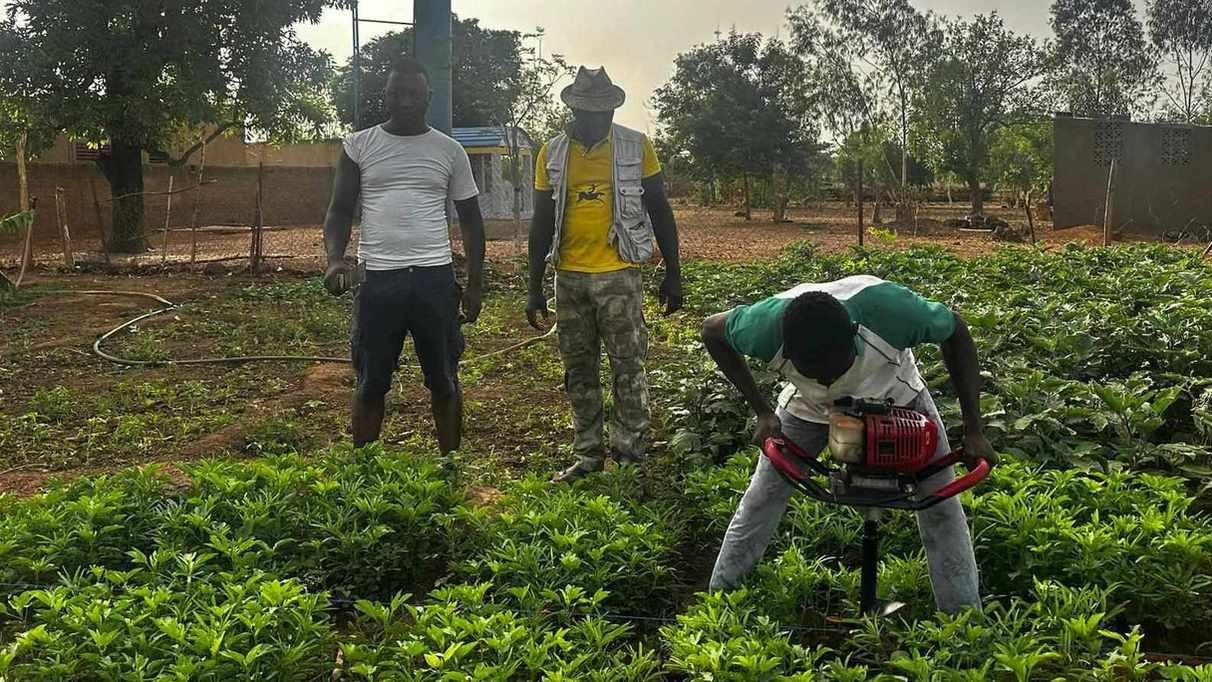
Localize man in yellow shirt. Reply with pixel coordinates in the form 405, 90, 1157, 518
527, 66, 684, 484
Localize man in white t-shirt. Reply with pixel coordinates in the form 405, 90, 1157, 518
321, 57, 486, 458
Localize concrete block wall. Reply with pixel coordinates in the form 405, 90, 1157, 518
1054, 115, 1212, 235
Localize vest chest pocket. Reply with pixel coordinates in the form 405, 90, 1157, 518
618, 184, 645, 220
617, 158, 644, 181
547, 161, 564, 188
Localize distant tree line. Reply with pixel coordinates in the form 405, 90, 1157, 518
1, 0, 1209, 246
653, 0, 1212, 220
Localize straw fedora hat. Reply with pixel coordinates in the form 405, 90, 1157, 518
560, 66, 626, 112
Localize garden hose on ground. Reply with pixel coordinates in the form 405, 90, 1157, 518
29, 289, 558, 368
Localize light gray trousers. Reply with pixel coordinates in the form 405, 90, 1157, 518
707, 390, 981, 613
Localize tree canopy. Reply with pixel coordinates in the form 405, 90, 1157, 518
332, 16, 523, 130
989, 119, 1054, 201
653, 31, 820, 219
0, 0, 345, 252
1050, 0, 1160, 118
915, 12, 1049, 214
789, 0, 934, 200
1147, 0, 1212, 123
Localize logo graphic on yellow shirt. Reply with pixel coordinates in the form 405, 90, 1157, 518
577, 184, 605, 205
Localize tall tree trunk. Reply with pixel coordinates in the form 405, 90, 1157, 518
872, 176, 882, 225
16, 132, 29, 211
190, 139, 207, 263
742, 175, 751, 221
1024, 189, 1036, 244
900, 106, 909, 217
967, 176, 983, 216
857, 158, 865, 247
55, 186, 74, 269
771, 165, 788, 222
13, 132, 32, 288
104, 136, 147, 253
895, 92, 911, 223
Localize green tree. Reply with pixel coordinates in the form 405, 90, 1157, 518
0, 100, 35, 163
916, 13, 1049, 215
494, 34, 574, 248
1147, 0, 1212, 123
788, 6, 880, 143
332, 16, 523, 129
1050, 0, 1160, 118
0, 0, 341, 253
789, 0, 934, 208
653, 31, 819, 221
0, 28, 70, 163
833, 127, 887, 204
989, 119, 1054, 206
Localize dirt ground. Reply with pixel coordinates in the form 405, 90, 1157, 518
0, 269, 576, 497
1, 202, 1182, 276
0, 203, 1200, 497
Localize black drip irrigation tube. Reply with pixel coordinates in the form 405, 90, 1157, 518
23, 289, 557, 368
84, 290, 351, 366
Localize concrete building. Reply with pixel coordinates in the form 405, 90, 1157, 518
1053, 114, 1212, 236
450, 126, 535, 221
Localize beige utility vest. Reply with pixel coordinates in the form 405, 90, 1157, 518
543, 124, 655, 267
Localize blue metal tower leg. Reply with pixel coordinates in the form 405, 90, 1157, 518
414, 0, 452, 135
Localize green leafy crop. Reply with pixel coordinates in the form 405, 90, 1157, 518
5, 242, 1212, 677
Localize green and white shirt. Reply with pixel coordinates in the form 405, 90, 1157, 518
724, 275, 957, 423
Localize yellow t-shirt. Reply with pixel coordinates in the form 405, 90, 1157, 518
534, 132, 662, 273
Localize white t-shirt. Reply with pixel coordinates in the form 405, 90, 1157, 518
342, 125, 479, 270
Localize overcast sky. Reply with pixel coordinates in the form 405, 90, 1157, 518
296, 0, 1148, 133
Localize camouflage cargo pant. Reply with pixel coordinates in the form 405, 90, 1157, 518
555, 268, 650, 467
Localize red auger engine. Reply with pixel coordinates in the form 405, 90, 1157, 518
761, 398, 988, 511
828, 401, 939, 472
759, 398, 992, 616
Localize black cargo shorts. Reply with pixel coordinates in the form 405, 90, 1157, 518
350, 263, 465, 401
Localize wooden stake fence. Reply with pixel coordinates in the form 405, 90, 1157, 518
160, 176, 174, 263
54, 187, 74, 268
1103, 159, 1116, 247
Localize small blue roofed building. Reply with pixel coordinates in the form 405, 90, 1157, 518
451, 126, 536, 221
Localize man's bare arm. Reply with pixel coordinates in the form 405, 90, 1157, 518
643, 172, 683, 314
702, 312, 783, 444
940, 312, 998, 465
322, 151, 360, 294
454, 196, 487, 323
526, 189, 556, 329
453, 197, 486, 290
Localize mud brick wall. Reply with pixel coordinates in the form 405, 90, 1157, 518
0, 163, 336, 248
